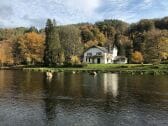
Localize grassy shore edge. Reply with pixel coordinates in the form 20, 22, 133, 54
23, 64, 168, 75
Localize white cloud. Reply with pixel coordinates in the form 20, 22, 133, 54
66, 0, 100, 14
0, 0, 168, 28
97, 0, 136, 22
0, 0, 101, 27
138, 0, 154, 9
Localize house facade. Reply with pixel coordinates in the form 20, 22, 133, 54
83, 45, 127, 64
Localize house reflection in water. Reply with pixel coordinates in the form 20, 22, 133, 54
103, 73, 118, 98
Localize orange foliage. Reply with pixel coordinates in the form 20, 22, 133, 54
84, 40, 98, 48
131, 51, 144, 64
0, 40, 14, 65
17, 32, 45, 64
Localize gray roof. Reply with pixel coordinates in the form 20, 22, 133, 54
114, 56, 127, 60
84, 46, 109, 53
96, 46, 109, 53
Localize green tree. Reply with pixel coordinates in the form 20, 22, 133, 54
81, 29, 94, 43
25, 26, 38, 33
59, 25, 83, 62
43, 19, 62, 66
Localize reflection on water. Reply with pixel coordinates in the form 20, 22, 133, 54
103, 73, 118, 98
0, 70, 168, 126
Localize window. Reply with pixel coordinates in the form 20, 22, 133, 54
86, 58, 87, 62
87, 53, 92, 56
89, 58, 91, 62
96, 52, 102, 55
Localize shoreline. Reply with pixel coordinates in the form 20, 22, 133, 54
0, 64, 168, 75
22, 64, 168, 75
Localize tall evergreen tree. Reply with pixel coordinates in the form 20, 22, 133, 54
43, 19, 61, 66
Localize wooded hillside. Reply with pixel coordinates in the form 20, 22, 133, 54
0, 17, 168, 66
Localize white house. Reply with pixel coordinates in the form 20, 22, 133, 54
83, 45, 127, 64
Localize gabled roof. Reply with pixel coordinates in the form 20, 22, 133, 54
114, 56, 127, 60
84, 46, 109, 53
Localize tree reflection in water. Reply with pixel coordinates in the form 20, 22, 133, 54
0, 71, 167, 126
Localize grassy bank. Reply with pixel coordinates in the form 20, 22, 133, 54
0, 65, 26, 70
23, 64, 168, 75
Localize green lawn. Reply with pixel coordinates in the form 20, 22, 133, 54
23, 64, 168, 75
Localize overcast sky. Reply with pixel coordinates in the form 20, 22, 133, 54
0, 0, 168, 28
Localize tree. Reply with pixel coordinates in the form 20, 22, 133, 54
158, 36, 168, 60
131, 51, 143, 64
132, 33, 145, 53
114, 34, 132, 56
25, 26, 38, 33
81, 29, 94, 43
155, 17, 168, 30
96, 32, 106, 46
137, 19, 155, 32
59, 25, 83, 62
0, 43, 6, 66
80, 24, 106, 46
143, 30, 167, 64
84, 40, 98, 48
70, 55, 81, 65
95, 19, 128, 46
0, 40, 14, 66
95, 19, 128, 34
14, 32, 44, 65
43, 19, 62, 66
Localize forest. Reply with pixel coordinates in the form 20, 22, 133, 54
0, 17, 168, 66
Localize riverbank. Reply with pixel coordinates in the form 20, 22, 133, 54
23, 64, 168, 75
0, 65, 26, 70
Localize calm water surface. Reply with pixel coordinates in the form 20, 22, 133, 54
0, 70, 168, 126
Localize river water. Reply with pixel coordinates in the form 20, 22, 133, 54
0, 70, 167, 126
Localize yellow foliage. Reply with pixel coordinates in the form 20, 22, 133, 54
0, 40, 14, 65
70, 55, 81, 65
159, 37, 168, 60
17, 32, 45, 63
96, 33, 107, 45
84, 40, 98, 48
160, 52, 168, 60
131, 51, 144, 64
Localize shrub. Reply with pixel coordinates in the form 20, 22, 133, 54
161, 60, 168, 64
70, 55, 81, 65
131, 51, 144, 64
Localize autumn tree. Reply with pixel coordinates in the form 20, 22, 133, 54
14, 32, 44, 65
1, 16, 168, 66
80, 24, 106, 48
0, 27, 29, 41
25, 26, 38, 33
114, 33, 132, 56
59, 25, 83, 62
70, 55, 81, 65
158, 36, 168, 61
154, 17, 168, 30
81, 29, 94, 43
0, 40, 14, 66
95, 19, 128, 45
143, 30, 168, 64
131, 51, 144, 64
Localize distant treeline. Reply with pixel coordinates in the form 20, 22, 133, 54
0, 17, 168, 66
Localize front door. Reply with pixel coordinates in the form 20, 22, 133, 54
97, 58, 100, 64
